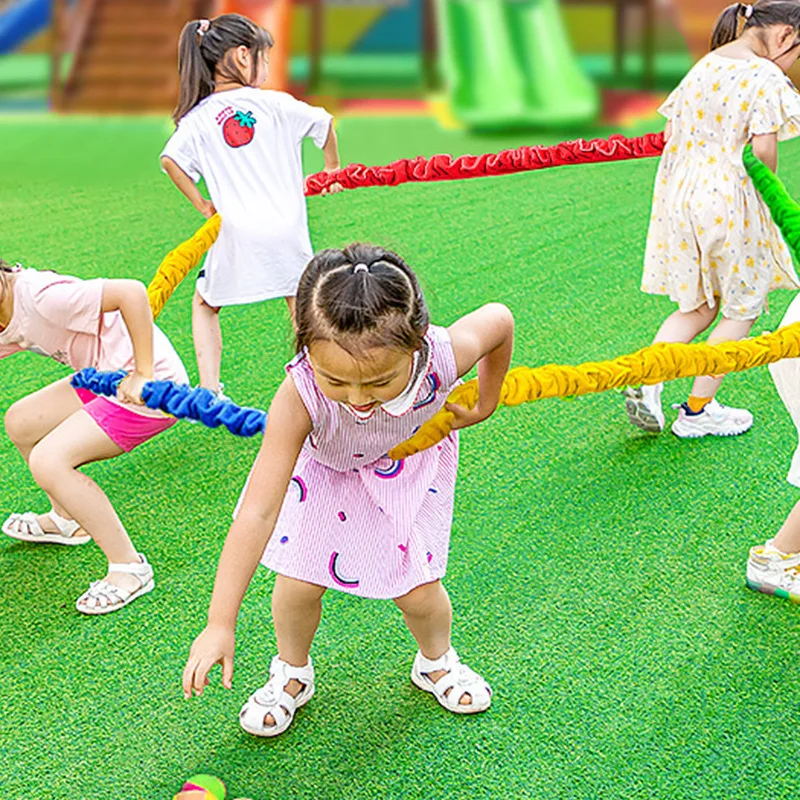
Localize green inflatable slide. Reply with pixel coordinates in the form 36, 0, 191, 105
436, 0, 599, 129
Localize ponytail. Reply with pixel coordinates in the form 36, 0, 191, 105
172, 14, 274, 124
173, 20, 215, 124
710, 4, 743, 50
711, 1, 800, 51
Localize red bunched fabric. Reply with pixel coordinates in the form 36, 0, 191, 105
304, 131, 666, 196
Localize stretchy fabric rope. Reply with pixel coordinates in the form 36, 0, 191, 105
390, 143, 797, 459
71, 368, 266, 437
72, 321, 800, 448
147, 214, 221, 319
146, 133, 667, 320
742, 143, 800, 260
304, 132, 666, 195
387, 324, 800, 459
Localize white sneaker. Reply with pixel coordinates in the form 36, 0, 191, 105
670, 399, 753, 438
623, 383, 664, 432
213, 383, 232, 404
746, 540, 800, 602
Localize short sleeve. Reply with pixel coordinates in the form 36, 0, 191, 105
0, 342, 22, 360
749, 70, 800, 141
160, 118, 202, 182
658, 85, 681, 120
33, 277, 104, 335
273, 92, 333, 148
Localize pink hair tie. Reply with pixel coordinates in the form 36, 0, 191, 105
197, 19, 210, 36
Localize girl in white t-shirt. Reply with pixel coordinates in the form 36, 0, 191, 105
0, 259, 189, 615
160, 13, 342, 396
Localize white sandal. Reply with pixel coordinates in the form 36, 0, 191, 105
2, 509, 90, 545
411, 647, 492, 714
239, 655, 315, 737
75, 553, 155, 615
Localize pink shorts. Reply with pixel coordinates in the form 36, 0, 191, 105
74, 388, 176, 452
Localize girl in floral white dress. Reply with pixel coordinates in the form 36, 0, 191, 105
624, 0, 800, 438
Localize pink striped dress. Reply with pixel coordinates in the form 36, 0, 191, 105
260, 325, 460, 599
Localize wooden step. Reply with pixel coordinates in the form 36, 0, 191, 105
94, 0, 196, 23
81, 39, 178, 62
66, 86, 177, 113
92, 19, 185, 41
79, 61, 177, 83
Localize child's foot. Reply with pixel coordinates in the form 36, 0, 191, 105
239, 656, 315, 737
623, 384, 664, 433
746, 540, 800, 602
410, 647, 492, 714
671, 399, 753, 438
2, 509, 90, 545
75, 554, 155, 615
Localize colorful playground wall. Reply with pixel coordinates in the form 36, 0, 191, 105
3, 0, 691, 58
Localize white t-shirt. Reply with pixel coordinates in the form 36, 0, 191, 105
161, 88, 333, 306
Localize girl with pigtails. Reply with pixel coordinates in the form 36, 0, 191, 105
161, 13, 343, 399
624, 0, 800, 438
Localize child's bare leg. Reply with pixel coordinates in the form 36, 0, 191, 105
653, 303, 718, 344
772, 499, 800, 553
192, 289, 223, 392
395, 580, 472, 706
26, 410, 144, 598
689, 316, 755, 398
5, 377, 87, 533
261, 575, 325, 725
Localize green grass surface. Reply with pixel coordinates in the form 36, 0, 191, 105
1, 114, 799, 799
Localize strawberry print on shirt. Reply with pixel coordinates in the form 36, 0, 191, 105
221, 109, 256, 148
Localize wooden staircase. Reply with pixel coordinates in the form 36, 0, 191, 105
54, 0, 214, 113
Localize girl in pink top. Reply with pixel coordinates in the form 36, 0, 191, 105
0, 260, 189, 615
183, 243, 514, 737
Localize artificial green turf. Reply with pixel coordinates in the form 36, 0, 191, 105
1, 113, 800, 799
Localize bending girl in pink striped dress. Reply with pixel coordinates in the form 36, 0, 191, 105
182, 243, 514, 736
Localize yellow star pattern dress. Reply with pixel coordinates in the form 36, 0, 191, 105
642, 53, 800, 320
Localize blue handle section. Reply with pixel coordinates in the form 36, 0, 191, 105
71, 368, 267, 437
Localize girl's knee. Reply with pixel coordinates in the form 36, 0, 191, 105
394, 580, 447, 614
5, 400, 34, 447
692, 304, 717, 325
272, 575, 326, 607
27, 442, 66, 492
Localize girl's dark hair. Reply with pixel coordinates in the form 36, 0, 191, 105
173, 14, 274, 123
711, 1, 800, 50
295, 244, 430, 356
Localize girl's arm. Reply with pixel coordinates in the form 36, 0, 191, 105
446, 303, 514, 431
101, 280, 155, 404
160, 156, 217, 218
320, 122, 343, 196
182, 376, 312, 698
752, 132, 778, 173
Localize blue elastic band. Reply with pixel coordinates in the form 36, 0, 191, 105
70, 368, 267, 437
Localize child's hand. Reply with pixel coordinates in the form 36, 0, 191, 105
182, 624, 235, 698
196, 198, 217, 219
117, 371, 150, 405
321, 181, 344, 196
445, 401, 495, 431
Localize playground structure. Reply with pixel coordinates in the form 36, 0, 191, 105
0, 0, 746, 123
